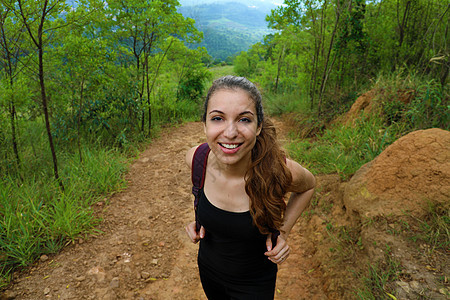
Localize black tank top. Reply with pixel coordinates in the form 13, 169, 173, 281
197, 188, 277, 285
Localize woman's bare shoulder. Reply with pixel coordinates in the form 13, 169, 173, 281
185, 145, 200, 169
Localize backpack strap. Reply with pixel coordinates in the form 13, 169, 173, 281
191, 143, 210, 232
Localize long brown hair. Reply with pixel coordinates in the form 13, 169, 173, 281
203, 76, 292, 234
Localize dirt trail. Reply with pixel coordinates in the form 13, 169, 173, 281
8, 122, 327, 300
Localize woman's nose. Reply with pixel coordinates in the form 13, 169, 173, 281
224, 121, 238, 139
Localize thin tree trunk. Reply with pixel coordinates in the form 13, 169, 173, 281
1, 9, 21, 169
9, 100, 20, 168
275, 45, 285, 93
18, 0, 64, 190
77, 77, 85, 163
317, 2, 342, 116
147, 38, 174, 135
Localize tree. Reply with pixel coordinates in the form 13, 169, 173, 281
0, 3, 25, 171
107, 0, 201, 136
6, 0, 71, 189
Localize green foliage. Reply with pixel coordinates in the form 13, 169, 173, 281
375, 70, 449, 131
177, 67, 212, 102
209, 65, 235, 80
264, 91, 310, 116
242, 0, 448, 111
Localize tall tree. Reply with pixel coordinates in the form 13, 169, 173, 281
9, 0, 69, 189
107, 0, 200, 135
0, 4, 25, 171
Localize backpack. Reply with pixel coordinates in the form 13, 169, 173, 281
191, 142, 280, 246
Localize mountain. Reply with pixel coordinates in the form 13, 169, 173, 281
178, 1, 278, 61
179, 0, 280, 14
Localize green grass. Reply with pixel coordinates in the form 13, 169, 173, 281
0, 124, 129, 287
264, 91, 311, 116
356, 245, 402, 300
286, 113, 397, 179
411, 203, 450, 253
209, 65, 235, 80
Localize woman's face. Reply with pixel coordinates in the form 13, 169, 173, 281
204, 88, 261, 167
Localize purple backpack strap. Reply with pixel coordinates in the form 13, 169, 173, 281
191, 143, 210, 232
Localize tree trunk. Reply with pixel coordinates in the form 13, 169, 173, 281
147, 38, 174, 135
1, 10, 21, 170
77, 77, 85, 163
39, 44, 63, 190
275, 45, 285, 93
9, 100, 20, 168
18, 0, 63, 190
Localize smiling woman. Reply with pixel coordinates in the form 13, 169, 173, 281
185, 75, 316, 299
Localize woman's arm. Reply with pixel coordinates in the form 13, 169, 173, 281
281, 158, 316, 237
265, 158, 315, 264
185, 145, 198, 168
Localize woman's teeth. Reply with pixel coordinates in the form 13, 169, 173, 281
221, 143, 240, 149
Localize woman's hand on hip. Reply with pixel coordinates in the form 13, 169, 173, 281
264, 233, 290, 265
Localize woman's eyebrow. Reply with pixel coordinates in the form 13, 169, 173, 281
208, 110, 255, 116
209, 109, 224, 115
239, 111, 255, 116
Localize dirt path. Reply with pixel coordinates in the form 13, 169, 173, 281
7, 122, 327, 300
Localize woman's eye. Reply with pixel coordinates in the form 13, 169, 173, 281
211, 116, 222, 121
240, 117, 251, 123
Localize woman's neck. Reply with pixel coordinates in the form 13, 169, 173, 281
210, 151, 251, 179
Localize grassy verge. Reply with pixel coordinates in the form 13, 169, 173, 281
0, 145, 128, 288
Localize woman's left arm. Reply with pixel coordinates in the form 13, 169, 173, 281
265, 159, 315, 264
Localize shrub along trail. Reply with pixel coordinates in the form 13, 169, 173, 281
7, 122, 327, 300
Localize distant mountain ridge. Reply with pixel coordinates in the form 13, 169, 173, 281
179, 1, 277, 61
179, 0, 278, 14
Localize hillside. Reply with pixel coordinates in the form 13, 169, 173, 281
179, 1, 275, 61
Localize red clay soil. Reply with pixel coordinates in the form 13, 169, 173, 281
4, 122, 328, 300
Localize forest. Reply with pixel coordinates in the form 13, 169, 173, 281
0, 0, 448, 298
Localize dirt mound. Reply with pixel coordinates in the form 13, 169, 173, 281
337, 88, 415, 126
343, 89, 379, 124
339, 128, 450, 299
344, 128, 450, 220
296, 129, 450, 300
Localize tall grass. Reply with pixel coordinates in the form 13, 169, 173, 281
264, 91, 311, 116
287, 113, 398, 179
0, 129, 128, 287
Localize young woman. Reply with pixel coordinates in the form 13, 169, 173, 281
185, 76, 315, 299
